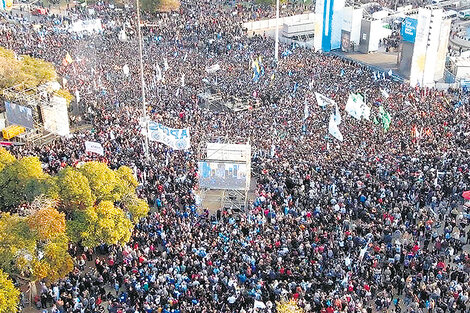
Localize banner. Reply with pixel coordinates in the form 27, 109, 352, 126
5, 101, 34, 129
85, 141, 104, 156
315, 92, 336, 107
147, 121, 190, 150
206, 64, 221, 73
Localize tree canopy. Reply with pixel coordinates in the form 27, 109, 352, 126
0, 269, 20, 313
0, 148, 149, 288
140, 0, 180, 13
0, 47, 73, 103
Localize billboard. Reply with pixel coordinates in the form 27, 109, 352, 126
401, 17, 418, 43
5, 102, 34, 129
41, 96, 70, 136
198, 161, 249, 190
206, 143, 251, 162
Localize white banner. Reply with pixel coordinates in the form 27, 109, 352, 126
85, 141, 104, 156
147, 121, 190, 150
315, 92, 336, 107
206, 64, 221, 73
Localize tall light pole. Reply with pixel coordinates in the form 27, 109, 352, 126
136, 0, 150, 160
275, 0, 280, 62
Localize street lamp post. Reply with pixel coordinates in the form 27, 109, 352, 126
275, 0, 280, 62
136, 0, 150, 160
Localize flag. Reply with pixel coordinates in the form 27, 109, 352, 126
65, 52, 73, 64
163, 57, 169, 71
381, 89, 390, 99
340, 69, 344, 76
156, 63, 162, 81
373, 72, 377, 80
258, 56, 265, 77
329, 115, 343, 141
270, 144, 275, 157
379, 106, 392, 131
388, 69, 393, 77
254, 300, 266, 309
304, 102, 309, 120
360, 102, 371, 120
123, 64, 130, 76
345, 93, 363, 120
333, 104, 341, 125
292, 82, 298, 95
181, 73, 185, 87
251, 58, 261, 82
315, 92, 335, 107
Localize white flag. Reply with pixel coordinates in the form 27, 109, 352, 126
156, 63, 162, 81
270, 144, 275, 157
163, 57, 169, 71
304, 102, 309, 120
360, 102, 371, 120
181, 73, 185, 87
333, 104, 341, 125
85, 141, 104, 156
254, 300, 266, 309
328, 115, 343, 141
315, 92, 336, 107
345, 93, 363, 120
75, 90, 80, 103
123, 64, 130, 76
381, 89, 390, 99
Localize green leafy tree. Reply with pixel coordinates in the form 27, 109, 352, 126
0, 210, 73, 284
0, 147, 15, 172
0, 269, 20, 313
67, 201, 133, 247
56, 167, 94, 211
122, 194, 150, 223
0, 156, 49, 210
78, 162, 118, 202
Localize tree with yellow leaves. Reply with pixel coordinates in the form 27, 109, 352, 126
56, 167, 95, 211
0, 210, 73, 284
67, 200, 133, 247
276, 298, 304, 313
140, 0, 180, 13
0, 269, 20, 313
0, 147, 15, 172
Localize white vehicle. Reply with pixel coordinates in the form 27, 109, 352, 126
459, 9, 470, 20
444, 10, 458, 19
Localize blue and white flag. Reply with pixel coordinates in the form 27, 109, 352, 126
328, 115, 343, 141
147, 121, 191, 150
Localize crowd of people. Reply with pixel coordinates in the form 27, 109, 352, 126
1, 0, 470, 312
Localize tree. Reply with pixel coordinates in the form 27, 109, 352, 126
0, 269, 20, 313
0, 47, 72, 103
0, 210, 73, 284
78, 162, 118, 202
140, 0, 180, 13
0, 156, 49, 210
56, 167, 94, 211
0, 147, 15, 172
67, 201, 133, 247
122, 194, 150, 223
27, 207, 66, 241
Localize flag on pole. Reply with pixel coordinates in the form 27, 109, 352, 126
181, 73, 185, 87
315, 92, 335, 107
65, 52, 73, 64
329, 115, 343, 141
304, 102, 309, 120
333, 104, 341, 125
163, 57, 169, 71
156, 63, 162, 81
379, 106, 392, 131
